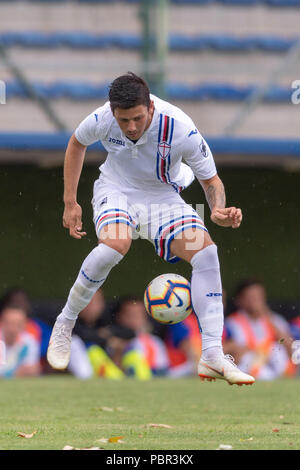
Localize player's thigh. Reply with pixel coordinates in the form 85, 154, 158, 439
98, 223, 133, 256
170, 227, 214, 263
92, 183, 138, 256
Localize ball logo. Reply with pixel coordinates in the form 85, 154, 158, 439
166, 281, 183, 307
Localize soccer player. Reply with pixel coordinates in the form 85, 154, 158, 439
47, 72, 255, 386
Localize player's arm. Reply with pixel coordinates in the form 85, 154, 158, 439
199, 174, 242, 229
181, 128, 242, 229
64, 105, 104, 238
63, 134, 87, 239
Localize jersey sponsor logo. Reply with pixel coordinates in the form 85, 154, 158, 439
188, 128, 198, 137
206, 292, 222, 297
109, 137, 125, 147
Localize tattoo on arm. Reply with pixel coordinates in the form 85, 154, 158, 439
206, 180, 226, 211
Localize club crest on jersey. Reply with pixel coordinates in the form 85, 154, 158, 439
158, 141, 171, 160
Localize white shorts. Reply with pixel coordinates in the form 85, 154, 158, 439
92, 177, 207, 263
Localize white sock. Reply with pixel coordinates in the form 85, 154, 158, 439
190, 244, 224, 360
59, 244, 123, 323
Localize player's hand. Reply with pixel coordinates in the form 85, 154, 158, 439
63, 202, 87, 239
210, 207, 242, 229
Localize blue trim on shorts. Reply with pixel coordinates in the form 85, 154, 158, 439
154, 214, 204, 259
165, 222, 208, 263
96, 219, 132, 237
95, 208, 132, 226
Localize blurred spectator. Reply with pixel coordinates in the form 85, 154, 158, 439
163, 288, 228, 378
88, 324, 137, 379
75, 290, 147, 379
288, 316, 300, 373
32, 289, 108, 379
224, 279, 296, 380
0, 306, 41, 378
0, 287, 31, 314
0, 287, 42, 342
289, 315, 300, 340
68, 335, 93, 380
74, 288, 109, 349
114, 296, 170, 377
51, 289, 108, 379
164, 317, 199, 377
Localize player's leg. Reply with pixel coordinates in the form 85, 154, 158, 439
60, 225, 131, 325
47, 195, 136, 370
170, 228, 255, 385
170, 228, 224, 360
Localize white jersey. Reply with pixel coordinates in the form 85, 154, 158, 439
75, 94, 217, 193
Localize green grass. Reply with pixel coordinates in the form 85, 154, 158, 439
0, 376, 300, 450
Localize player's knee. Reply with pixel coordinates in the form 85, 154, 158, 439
99, 238, 131, 256
191, 243, 220, 271
98, 223, 132, 256
87, 243, 124, 272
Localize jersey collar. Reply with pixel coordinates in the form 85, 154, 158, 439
122, 106, 159, 147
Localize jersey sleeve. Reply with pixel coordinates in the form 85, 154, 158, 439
181, 129, 217, 181
74, 102, 110, 146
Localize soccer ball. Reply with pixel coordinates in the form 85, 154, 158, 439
144, 273, 193, 324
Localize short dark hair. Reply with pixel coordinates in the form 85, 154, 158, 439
113, 296, 143, 317
0, 287, 31, 315
235, 279, 265, 298
0, 304, 28, 320
109, 72, 151, 112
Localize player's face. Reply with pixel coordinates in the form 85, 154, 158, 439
117, 301, 148, 333
236, 285, 267, 318
0, 308, 26, 345
113, 101, 154, 141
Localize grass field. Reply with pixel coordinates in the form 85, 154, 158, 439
0, 376, 300, 450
